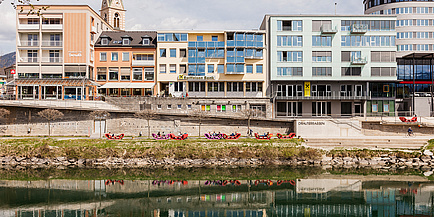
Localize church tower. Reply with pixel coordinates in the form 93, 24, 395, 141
100, 0, 125, 31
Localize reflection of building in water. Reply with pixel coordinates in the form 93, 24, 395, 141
1, 179, 434, 216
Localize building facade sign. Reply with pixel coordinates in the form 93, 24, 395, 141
178, 75, 215, 81
68, 51, 82, 57
298, 121, 326, 126
304, 82, 311, 97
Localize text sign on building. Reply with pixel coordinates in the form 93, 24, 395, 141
304, 82, 311, 97
68, 51, 82, 57
10, 69, 16, 74
178, 75, 215, 81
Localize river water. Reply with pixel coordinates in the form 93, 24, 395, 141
0, 167, 433, 217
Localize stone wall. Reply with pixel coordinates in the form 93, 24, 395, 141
362, 121, 434, 136
0, 107, 293, 137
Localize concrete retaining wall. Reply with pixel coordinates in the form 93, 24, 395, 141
362, 121, 434, 136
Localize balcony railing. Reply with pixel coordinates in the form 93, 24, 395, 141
351, 24, 368, 33
275, 91, 368, 100
41, 24, 63, 30
320, 24, 338, 34
18, 57, 39, 63
41, 57, 63, 63
351, 57, 367, 65
225, 71, 245, 75
132, 60, 155, 66
19, 40, 39, 47
41, 40, 63, 47
18, 24, 39, 30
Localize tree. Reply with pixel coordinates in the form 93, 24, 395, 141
37, 109, 63, 137
89, 110, 110, 138
240, 109, 263, 138
134, 109, 157, 138
190, 109, 208, 138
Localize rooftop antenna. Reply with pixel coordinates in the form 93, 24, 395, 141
335, 2, 337, 15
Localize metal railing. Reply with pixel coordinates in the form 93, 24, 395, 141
320, 24, 338, 34
351, 24, 368, 33
19, 41, 39, 47
18, 57, 38, 63
41, 57, 63, 63
351, 57, 367, 65
275, 91, 367, 100
41, 40, 63, 47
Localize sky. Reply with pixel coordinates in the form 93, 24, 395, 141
0, 0, 364, 54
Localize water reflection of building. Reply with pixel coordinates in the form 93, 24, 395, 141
1, 179, 434, 216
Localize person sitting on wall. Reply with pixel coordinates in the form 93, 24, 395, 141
157, 131, 161, 137
230, 132, 235, 136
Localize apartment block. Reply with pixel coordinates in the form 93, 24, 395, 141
261, 15, 397, 118
14, 5, 114, 100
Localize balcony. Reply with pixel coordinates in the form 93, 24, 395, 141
42, 24, 63, 30
351, 57, 367, 65
132, 60, 154, 67
18, 40, 39, 47
91, 26, 97, 34
320, 24, 338, 34
18, 57, 39, 63
275, 91, 368, 100
41, 57, 63, 63
225, 71, 244, 75
351, 24, 368, 34
41, 40, 63, 47
18, 24, 39, 30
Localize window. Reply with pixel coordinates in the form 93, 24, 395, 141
160, 49, 166, 57
277, 36, 303, 47
227, 82, 244, 92
371, 67, 396, 77
212, 36, 218, 41
120, 68, 130, 80
341, 36, 395, 47
167, 105, 172, 110
111, 52, 118, 61
217, 64, 224, 73
342, 67, 362, 76
277, 67, 303, 76
246, 82, 263, 92
122, 38, 130, 45
189, 82, 206, 92
246, 65, 253, 73
174, 82, 184, 92
133, 68, 142, 80
187, 104, 192, 109
159, 64, 166, 73
49, 50, 60, 62
371, 51, 395, 62
27, 50, 38, 62
277, 51, 303, 62
197, 35, 203, 41
170, 48, 176, 57
254, 65, 262, 74
145, 68, 154, 80
49, 34, 60, 46
208, 64, 214, 73
109, 68, 119, 80
170, 64, 176, 73
232, 105, 242, 112
180, 49, 187, 57
312, 51, 332, 62
341, 51, 350, 62
207, 82, 224, 92
312, 20, 332, 32
122, 52, 129, 61
217, 105, 226, 112
312, 36, 332, 46
97, 67, 107, 81
142, 38, 150, 45
372, 104, 378, 113
101, 38, 109, 45
134, 54, 154, 60
177, 104, 182, 109
180, 65, 187, 74
201, 105, 211, 112
312, 67, 332, 76
157, 105, 162, 109
277, 20, 302, 31
100, 52, 107, 61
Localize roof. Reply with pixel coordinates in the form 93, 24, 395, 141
95, 31, 157, 48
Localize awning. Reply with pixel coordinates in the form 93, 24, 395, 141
100, 83, 155, 89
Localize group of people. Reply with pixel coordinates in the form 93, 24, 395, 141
208, 131, 221, 137
156, 131, 165, 137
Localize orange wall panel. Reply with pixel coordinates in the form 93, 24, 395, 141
64, 13, 87, 63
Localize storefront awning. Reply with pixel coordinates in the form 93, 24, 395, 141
100, 83, 155, 89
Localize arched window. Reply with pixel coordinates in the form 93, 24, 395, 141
104, 13, 107, 22
114, 13, 120, 28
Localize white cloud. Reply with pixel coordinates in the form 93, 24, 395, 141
0, 0, 364, 53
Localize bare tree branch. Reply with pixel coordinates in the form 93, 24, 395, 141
5, 0, 50, 16
134, 109, 158, 138
37, 109, 63, 137
190, 109, 209, 138
89, 110, 110, 120
240, 109, 263, 137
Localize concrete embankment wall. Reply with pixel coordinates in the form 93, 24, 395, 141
0, 107, 293, 137
362, 121, 434, 136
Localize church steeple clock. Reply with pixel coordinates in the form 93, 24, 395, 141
100, 0, 125, 31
